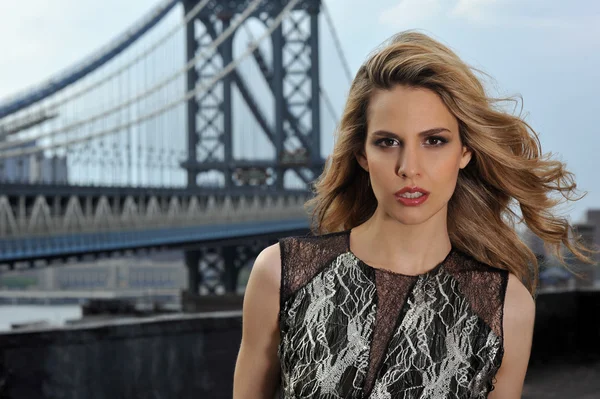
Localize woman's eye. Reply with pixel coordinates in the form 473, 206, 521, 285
425, 137, 446, 146
378, 138, 398, 147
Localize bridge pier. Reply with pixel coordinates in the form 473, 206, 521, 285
184, 250, 201, 295
182, 238, 274, 311
222, 245, 239, 293
184, 241, 267, 295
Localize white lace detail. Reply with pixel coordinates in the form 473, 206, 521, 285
278, 233, 505, 399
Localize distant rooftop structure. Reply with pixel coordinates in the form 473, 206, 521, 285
520, 209, 600, 289
0, 138, 68, 184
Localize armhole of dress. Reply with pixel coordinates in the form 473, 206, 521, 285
278, 238, 287, 329
490, 269, 511, 392
499, 269, 510, 345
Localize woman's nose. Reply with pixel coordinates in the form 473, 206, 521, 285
396, 146, 420, 178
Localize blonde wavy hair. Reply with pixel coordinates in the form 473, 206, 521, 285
306, 31, 594, 295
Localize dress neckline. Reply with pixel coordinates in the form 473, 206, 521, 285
345, 228, 453, 278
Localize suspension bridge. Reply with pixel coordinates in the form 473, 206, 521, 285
0, 0, 352, 295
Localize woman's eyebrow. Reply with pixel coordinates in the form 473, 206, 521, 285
371, 127, 451, 138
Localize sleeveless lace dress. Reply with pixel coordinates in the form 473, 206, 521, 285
277, 230, 508, 398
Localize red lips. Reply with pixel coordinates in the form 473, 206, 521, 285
394, 186, 430, 196
394, 186, 430, 206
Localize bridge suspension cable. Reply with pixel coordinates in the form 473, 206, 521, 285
320, 87, 339, 124
322, 0, 353, 85
0, 0, 262, 154
0, 0, 180, 118
0, 0, 302, 160
0, 0, 210, 122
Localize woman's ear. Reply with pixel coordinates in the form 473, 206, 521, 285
356, 150, 369, 172
459, 146, 472, 169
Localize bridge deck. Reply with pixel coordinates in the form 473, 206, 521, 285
0, 219, 309, 264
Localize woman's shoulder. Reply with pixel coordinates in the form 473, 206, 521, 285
278, 230, 350, 303
251, 231, 348, 288
446, 249, 535, 341
279, 230, 350, 267
250, 243, 283, 297
252, 231, 346, 288
444, 249, 513, 338
279, 229, 350, 250
449, 248, 509, 276
449, 249, 534, 303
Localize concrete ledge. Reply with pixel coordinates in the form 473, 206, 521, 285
530, 290, 600, 366
0, 290, 598, 398
0, 311, 243, 399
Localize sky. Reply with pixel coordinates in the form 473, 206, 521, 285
0, 0, 598, 223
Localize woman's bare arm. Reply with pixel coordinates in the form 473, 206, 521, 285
488, 272, 536, 398
233, 243, 282, 399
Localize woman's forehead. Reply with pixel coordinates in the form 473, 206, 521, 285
367, 86, 458, 134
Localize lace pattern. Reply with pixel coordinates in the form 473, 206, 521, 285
278, 231, 508, 398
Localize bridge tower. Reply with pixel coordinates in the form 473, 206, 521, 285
180, 0, 320, 299
181, 0, 322, 190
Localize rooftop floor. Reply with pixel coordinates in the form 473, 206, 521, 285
523, 362, 600, 399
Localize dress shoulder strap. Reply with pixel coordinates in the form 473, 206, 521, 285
278, 230, 349, 305
444, 250, 510, 339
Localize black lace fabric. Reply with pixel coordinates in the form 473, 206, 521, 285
443, 254, 508, 340
364, 271, 417, 395
279, 231, 349, 305
278, 231, 509, 398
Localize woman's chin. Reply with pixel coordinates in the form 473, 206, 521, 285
385, 203, 447, 226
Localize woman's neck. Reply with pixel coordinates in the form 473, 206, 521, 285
349, 206, 452, 275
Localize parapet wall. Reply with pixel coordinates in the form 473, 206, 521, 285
0, 290, 598, 398
0, 311, 243, 399
530, 289, 600, 366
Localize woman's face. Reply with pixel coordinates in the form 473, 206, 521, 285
357, 85, 471, 225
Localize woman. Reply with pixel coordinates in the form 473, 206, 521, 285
233, 31, 593, 398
